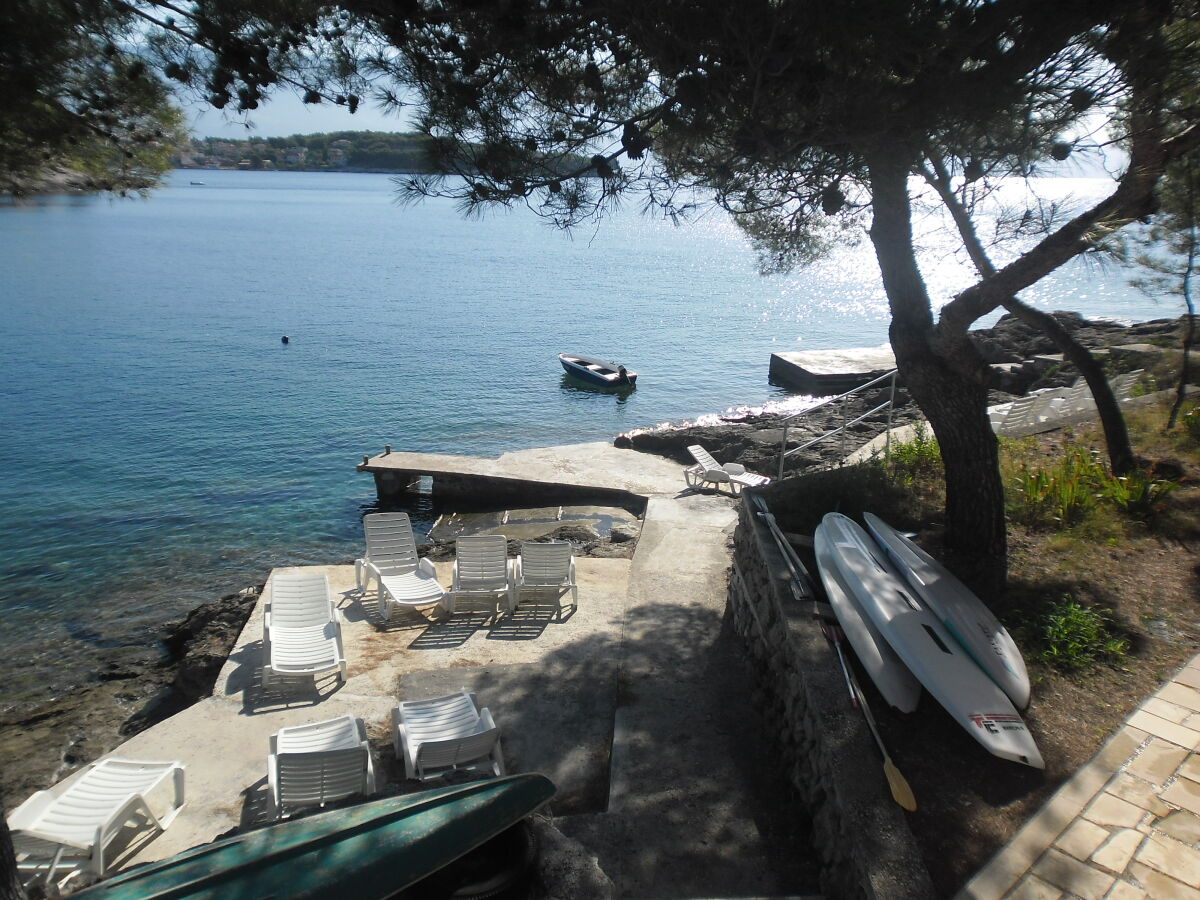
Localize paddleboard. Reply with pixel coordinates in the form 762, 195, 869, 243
822, 513, 1043, 768
815, 524, 922, 713
863, 512, 1031, 709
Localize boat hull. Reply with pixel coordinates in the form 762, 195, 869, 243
863, 513, 1031, 709
75, 774, 556, 900
822, 513, 1043, 768
558, 353, 637, 387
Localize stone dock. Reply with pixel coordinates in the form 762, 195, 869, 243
768, 346, 897, 394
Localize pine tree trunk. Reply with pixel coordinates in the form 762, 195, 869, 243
919, 161, 1136, 474
869, 154, 1008, 594
1001, 300, 1135, 474
0, 814, 25, 900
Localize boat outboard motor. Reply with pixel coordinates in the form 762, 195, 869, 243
617, 365, 628, 384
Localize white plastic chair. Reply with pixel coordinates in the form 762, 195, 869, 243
683, 444, 771, 495
355, 513, 446, 620
267, 715, 377, 819
511, 541, 578, 616
1062, 382, 1098, 416
8, 758, 185, 887
997, 395, 1040, 434
262, 571, 346, 688
448, 534, 513, 616
392, 692, 505, 782
1110, 369, 1146, 403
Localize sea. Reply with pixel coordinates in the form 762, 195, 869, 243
0, 169, 1175, 711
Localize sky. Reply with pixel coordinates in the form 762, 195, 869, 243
185, 90, 414, 139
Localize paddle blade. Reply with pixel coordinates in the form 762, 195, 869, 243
884, 759, 917, 811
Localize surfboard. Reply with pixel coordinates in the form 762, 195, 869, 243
815, 523, 922, 712
863, 512, 1031, 709
822, 513, 1043, 768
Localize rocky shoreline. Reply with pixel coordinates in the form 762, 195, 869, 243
1, 311, 1187, 811
616, 311, 1190, 475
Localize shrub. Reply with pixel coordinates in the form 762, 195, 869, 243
888, 422, 942, 487
1034, 596, 1129, 672
1008, 446, 1104, 528
1183, 404, 1200, 444
1102, 471, 1178, 520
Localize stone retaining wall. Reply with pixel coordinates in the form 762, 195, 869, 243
728, 499, 933, 899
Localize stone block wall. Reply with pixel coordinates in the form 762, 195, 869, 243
728, 499, 933, 899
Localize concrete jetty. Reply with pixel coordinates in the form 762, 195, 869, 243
769, 345, 896, 394
358, 441, 686, 506
41, 443, 815, 897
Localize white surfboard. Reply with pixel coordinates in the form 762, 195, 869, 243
863, 512, 1031, 709
822, 513, 1043, 768
815, 524, 922, 712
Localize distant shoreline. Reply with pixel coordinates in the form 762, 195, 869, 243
175, 165, 438, 176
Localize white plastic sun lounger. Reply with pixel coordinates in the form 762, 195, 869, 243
267, 715, 377, 819
262, 571, 346, 687
8, 758, 185, 887
684, 444, 772, 495
392, 692, 505, 782
355, 512, 446, 620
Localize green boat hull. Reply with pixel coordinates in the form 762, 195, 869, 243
75, 774, 556, 900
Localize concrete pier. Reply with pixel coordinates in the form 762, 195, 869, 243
769, 345, 896, 394
358, 442, 686, 506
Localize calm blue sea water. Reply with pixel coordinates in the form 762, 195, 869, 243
0, 170, 1174, 706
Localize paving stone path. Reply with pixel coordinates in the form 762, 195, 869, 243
957, 654, 1200, 900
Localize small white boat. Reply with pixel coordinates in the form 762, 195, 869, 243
863, 513, 1031, 709
815, 524, 922, 712
821, 513, 1043, 768
558, 353, 636, 387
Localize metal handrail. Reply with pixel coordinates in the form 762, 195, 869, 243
777, 369, 898, 480
777, 368, 899, 424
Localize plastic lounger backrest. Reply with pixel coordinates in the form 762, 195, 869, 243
1110, 369, 1145, 402
519, 542, 574, 586
269, 572, 335, 628
395, 692, 501, 778
415, 729, 500, 775
364, 513, 421, 575
687, 445, 723, 473
999, 396, 1039, 434
1064, 383, 1097, 414
274, 747, 370, 809
455, 535, 509, 588
398, 692, 482, 741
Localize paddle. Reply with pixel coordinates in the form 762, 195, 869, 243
748, 495, 915, 809
820, 619, 859, 709
848, 673, 917, 812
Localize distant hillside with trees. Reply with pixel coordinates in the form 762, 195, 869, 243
178, 131, 439, 173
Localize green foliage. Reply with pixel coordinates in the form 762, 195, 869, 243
888, 422, 942, 487
1008, 447, 1104, 528
1007, 444, 1179, 527
0, 0, 184, 194
1030, 596, 1129, 672
1102, 471, 1179, 519
1183, 404, 1200, 443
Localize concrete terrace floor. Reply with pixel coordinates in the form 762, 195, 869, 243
89, 445, 818, 899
